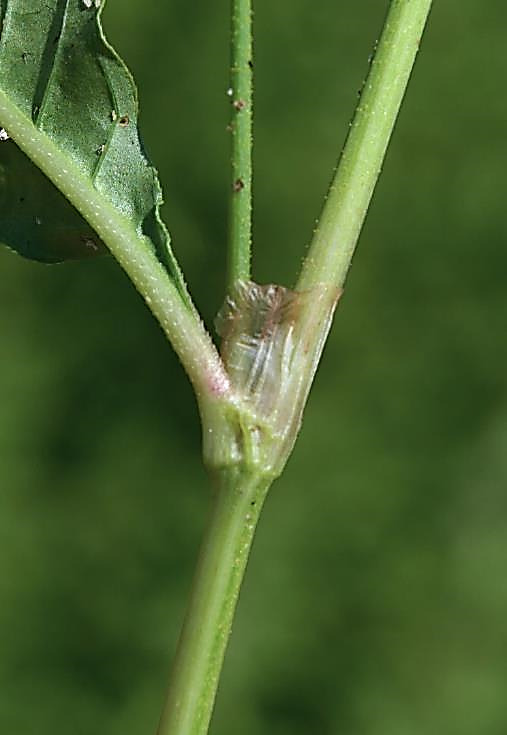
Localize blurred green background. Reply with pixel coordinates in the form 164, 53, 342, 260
1, 1, 507, 733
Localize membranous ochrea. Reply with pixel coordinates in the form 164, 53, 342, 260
216, 279, 340, 475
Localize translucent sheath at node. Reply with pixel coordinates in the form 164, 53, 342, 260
213, 280, 341, 477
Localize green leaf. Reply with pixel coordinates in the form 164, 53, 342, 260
0, 0, 181, 278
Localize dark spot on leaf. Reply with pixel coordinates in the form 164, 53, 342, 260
233, 178, 245, 192
233, 99, 246, 111
118, 115, 129, 127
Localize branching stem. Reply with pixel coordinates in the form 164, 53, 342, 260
1, 4, 434, 735
156, 2, 434, 734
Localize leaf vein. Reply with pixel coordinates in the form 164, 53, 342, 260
33, 0, 71, 125
91, 54, 119, 183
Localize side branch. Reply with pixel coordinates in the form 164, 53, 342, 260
227, 0, 253, 289
297, 0, 433, 293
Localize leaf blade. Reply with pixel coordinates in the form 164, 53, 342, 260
0, 0, 184, 290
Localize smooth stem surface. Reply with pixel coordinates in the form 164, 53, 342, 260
297, 0, 433, 292
0, 91, 229, 405
156, 470, 272, 735
227, 0, 253, 289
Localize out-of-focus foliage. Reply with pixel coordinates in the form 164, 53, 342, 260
1, 2, 506, 733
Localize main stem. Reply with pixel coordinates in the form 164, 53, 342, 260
156, 469, 272, 735
297, 0, 433, 293
227, 0, 253, 289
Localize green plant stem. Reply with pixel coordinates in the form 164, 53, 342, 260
297, 0, 433, 293
156, 468, 272, 735
0, 91, 229, 405
2, 5, 434, 735
227, 0, 253, 289
157, 4, 435, 734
